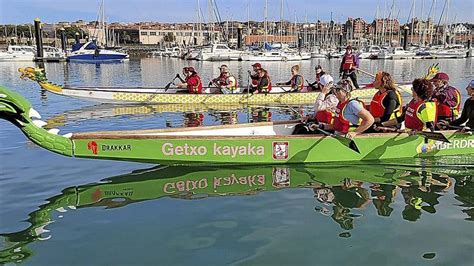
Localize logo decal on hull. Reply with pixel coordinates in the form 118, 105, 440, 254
272, 141, 289, 160
87, 141, 98, 155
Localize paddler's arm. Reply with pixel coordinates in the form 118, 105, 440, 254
351, 109, 374, 137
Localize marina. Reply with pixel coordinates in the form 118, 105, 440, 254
0, 0, 473, 264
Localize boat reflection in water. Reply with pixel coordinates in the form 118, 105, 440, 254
0, 157, 472, 263
44, 102, 303, 129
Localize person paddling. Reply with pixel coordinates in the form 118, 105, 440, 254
339, 45, 360, 89
430, 73, 462, 125
247, 63, 262, 93
307, 65, 326, 91
370, 71, 402, 124
176, 67, 203, 94
210, 65, 238, 94
438, 80, 474, 130
275, 65, 305, 92
379, 78, 436, 132
247, 64, 272, 94
311, 80, 374, 139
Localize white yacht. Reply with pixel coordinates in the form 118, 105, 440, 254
391, 47, 416, 59
42, 46, 66, 61
240, 49, 308, 61
431, 47, 466, 59
196, 44, 242, 61
376, 47, 393, 59
358, 45, 381, 59
0, 45, 36, 61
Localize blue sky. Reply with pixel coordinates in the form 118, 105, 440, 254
0, 0, 472, 24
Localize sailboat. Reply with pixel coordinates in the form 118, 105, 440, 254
67, 0, 128, 63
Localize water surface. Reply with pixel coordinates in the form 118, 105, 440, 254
0, 57, 473, 265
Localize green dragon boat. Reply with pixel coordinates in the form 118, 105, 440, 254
2, 161, 470, 263
1, 86, 473, 165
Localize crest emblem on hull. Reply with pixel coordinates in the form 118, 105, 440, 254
272, 141, 289, 160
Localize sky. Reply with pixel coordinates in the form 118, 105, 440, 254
0, 0, 472, 24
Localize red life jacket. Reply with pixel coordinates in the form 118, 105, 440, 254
404, 99, 425, 131
342, 54, 355, 71
290, 74, 304, 91
315, 110, 333, 124
216, 73, 227, 86
433, 86, 461, 118
185, 74, 202, 94
333, 99, 363, 134
370, 89, 403, 119
251, 74, 259, 87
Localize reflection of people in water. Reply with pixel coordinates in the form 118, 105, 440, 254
370, 184, 397, 217
453, 175, 473, 221
400, 171, 452, 222
251, 107, 272, 122
184, 112, 204, 127
218, 111, 238, 125
313, 178, 370, 230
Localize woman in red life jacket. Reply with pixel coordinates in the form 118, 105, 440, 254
339, 45, 360, 89
312, 80, 374, 139
430, 72, 462, 124
380, 78, 436, 131
275, 65, 305, 92
210, 65, 238, 94
438, 79, 474, 130
177, 67, 203, 94
370, 71, 402, 124
246, 63, 262, 93
210, 64, 228, 87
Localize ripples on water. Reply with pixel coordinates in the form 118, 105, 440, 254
0, 58, 473, 265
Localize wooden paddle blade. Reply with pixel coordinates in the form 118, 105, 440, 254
417, 131, 450, 143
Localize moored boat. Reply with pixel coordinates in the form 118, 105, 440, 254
18, 67, 385, 105
67, 41, 129, 63
1, 86, 472, 165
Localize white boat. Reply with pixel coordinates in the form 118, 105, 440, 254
42, 46, 66, 61
376, 48, 392, 59
196, 44, 242, 61
240, 50, 307, 61
390, 47, 416, 59
327, 50, 344, 58
0, 45, 35, 61
358, 45, 381, 59
67, 41, 128, 63
431, 49, 466, 59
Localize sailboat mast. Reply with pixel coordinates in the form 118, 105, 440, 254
280, 0, 283, 45
264, 0, 268, 45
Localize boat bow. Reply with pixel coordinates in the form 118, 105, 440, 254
18, 67, 64, 93
0, 86, 73, 156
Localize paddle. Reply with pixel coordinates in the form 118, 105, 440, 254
439, 124, 473, 132
310, 124, 361, 153
164, 74, 182, 92
356, 68, 412, 95
375, 126, 451, 143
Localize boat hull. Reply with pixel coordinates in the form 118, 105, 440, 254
71, 128, 474, 165
37, 82, 379, 105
